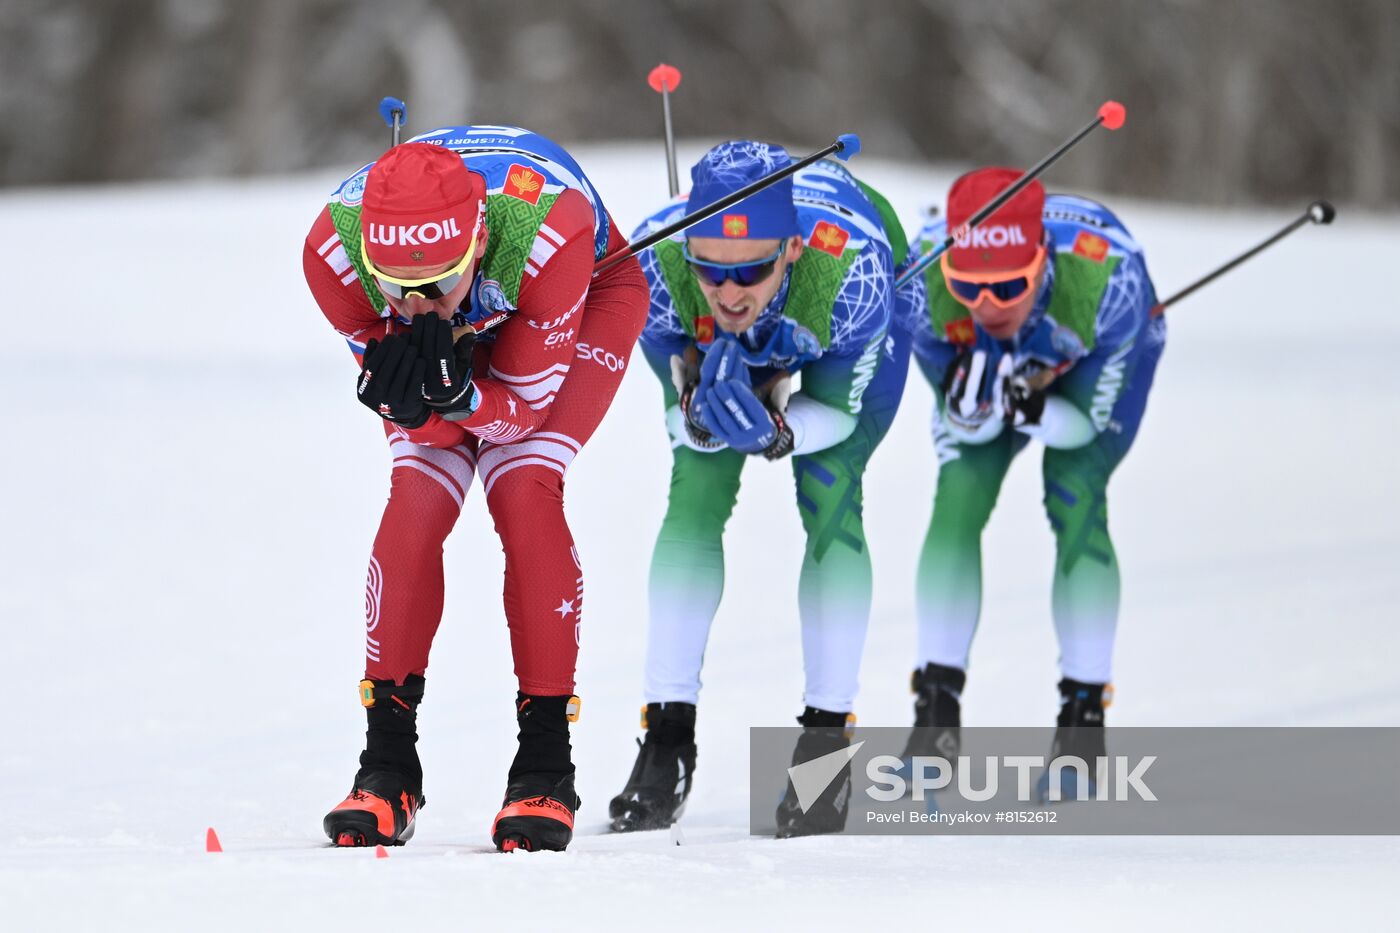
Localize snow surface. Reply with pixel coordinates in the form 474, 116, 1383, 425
2, 143, 1397, 930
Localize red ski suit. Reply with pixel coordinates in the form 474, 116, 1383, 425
303, 187, 648, 693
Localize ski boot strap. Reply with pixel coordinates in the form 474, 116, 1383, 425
359, 678, 426, 710
515, 693, 582, 722
798, 707, 857, 737
911, 662, 967, 699
1057, 678, 1114, 709
639, 701, 697, 730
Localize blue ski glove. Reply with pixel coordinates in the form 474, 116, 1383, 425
702, 341, 795, 459
732, 317, 823, 369
682, 335, 738, 440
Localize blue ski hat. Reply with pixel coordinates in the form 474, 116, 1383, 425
686, 141, 799, 240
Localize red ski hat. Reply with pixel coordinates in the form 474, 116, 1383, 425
361, 142, 486, 268
946, 167, 1045, 272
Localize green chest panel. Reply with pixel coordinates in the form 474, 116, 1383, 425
855, 180, 908, 267
922, 247, 1118, 349
479, 191, 557, 304
328, 201, 388, 315
327, 190, 555, 314
1044, 251, 1119, 349
921, 258, 974, 344
653, 238, 855, 348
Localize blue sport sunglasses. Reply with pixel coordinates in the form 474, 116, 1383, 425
683, 242, 786, 287
946, 275, 1032, 303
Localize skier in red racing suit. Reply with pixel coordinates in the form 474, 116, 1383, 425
302, 129, 647, 852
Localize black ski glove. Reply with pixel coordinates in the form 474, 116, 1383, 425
1003, 367, 1048, 427
408, 312, 478, 421
941, 347, 1001, 434
357, 335, 429, 428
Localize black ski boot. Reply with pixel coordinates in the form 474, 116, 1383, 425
323, 676, 427, 847
775, 707, 856, 839
1052, 677, 1111, 761
900, 662, 965, 761
491, 693, 582, 853
609, 702, 697, 832
1039, 678, 1112, 801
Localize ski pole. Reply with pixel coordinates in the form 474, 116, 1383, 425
379, 96, 407, 148
648, 64, 684, 197
894, 100, 1127, 289
593, 133, 862, 277
1151, 199, 1336, 317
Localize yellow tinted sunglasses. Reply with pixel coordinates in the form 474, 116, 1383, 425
360, 227, 481, 300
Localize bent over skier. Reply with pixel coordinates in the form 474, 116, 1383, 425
895, 167, 1165, 770
610, 140, 918, 837
303, 128, 647, 852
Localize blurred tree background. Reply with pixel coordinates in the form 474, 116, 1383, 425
1, 0, 1395, 205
